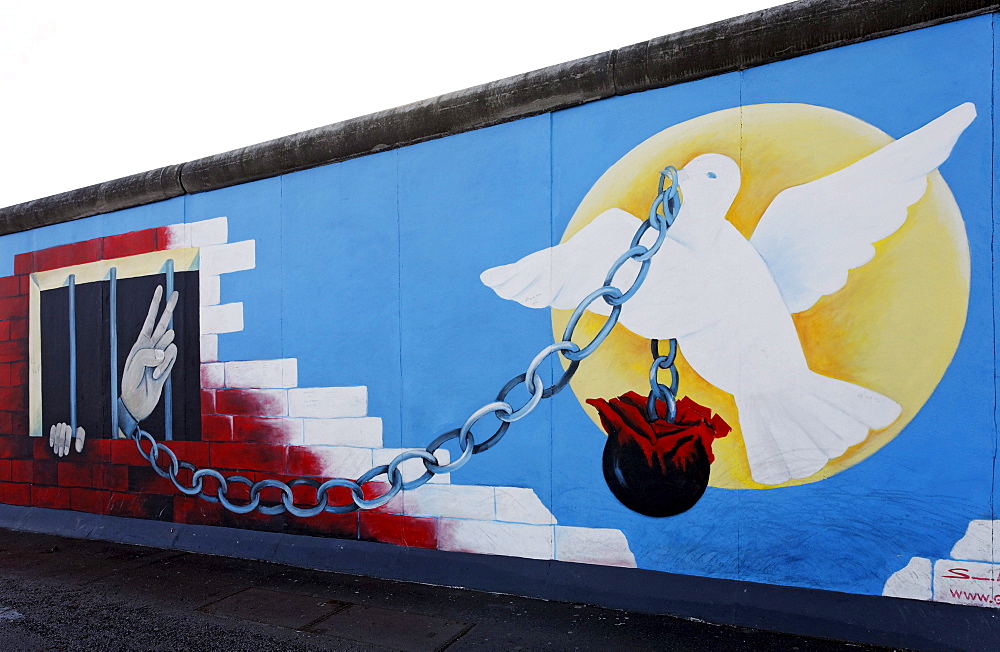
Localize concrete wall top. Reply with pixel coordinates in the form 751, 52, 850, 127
1, 0, 996, 235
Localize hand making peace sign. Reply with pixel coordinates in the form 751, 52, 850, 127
121, 285, 179, 424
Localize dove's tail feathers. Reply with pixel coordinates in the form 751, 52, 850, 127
736, 373, 902, 486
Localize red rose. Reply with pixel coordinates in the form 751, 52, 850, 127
587, 391, 730, 470
586, 391, 730, 517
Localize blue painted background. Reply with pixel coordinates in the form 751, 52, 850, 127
1, 15, 994, 598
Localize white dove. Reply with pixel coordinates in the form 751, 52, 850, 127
481, 102, 976, 486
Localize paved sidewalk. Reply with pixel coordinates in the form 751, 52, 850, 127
0, 528, 893, 651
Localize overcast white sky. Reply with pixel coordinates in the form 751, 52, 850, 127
0, 0, 786, 209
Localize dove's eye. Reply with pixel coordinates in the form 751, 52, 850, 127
707, 172, 717, 179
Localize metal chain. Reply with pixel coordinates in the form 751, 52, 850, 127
130, 166, 683, 516
647, 339, 679, 423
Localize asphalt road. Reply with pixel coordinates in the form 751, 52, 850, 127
0, 528, 897, 651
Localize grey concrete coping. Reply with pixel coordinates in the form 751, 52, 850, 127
0, 0, 996, 235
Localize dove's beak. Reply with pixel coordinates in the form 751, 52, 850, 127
676, 168, 690, 183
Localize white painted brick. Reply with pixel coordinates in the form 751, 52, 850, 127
200, 302, 243, 335
256, 418, 304, 445
304, 417, 383, 448
200, 334, 218, 362
951, 520, 1000, 563
287, 418, 305, 445
439, 520, 554, 560
200, 363, 225, 389
288, 387, 366, 418
380, 490, 405, 515
199, 275, 221, 306
189, 216, 228, 247
933, 559, 1000, 608
309, 446, 375, 480
883, 557, 932, 601
162, 223, 190, 249
224, 359, 298, 389
403, 484, 494, 520
554, 526, 636, 568
199, 241, 255, 276
495, 487, 556, 525
373, 446, 450, 485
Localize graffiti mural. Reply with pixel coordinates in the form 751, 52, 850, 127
0, 13, 995, 612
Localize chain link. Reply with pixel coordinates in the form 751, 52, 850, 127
129, 166, 683, 516
647, 338, 679, 423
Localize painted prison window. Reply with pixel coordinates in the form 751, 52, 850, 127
40, 271, 202, 440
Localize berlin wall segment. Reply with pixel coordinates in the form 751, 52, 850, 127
0, 4, 999, 650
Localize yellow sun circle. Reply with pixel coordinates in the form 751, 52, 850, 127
553, 103, 970, 490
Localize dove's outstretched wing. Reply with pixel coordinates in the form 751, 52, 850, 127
481, 208, 683, 316
750, 102, 976, 314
